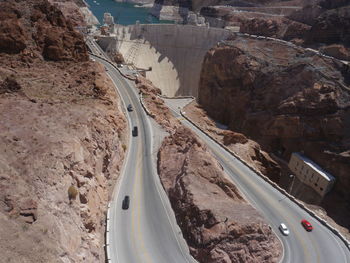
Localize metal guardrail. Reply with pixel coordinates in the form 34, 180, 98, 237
179, 109, 350, 251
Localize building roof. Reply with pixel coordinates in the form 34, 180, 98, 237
293, 152, 335, 182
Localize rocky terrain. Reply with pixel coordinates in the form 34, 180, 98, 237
49, 0, 99, 26
135, 76, 282, 263
158, 127, 282, 262
135, 76, 181, 132
198, 36, 350, 232
184, 101, 281, 182
200, 0, 350, 60
0, 0, 126, 262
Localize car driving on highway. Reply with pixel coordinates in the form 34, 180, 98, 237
127, 104, 133, 112
132, 126, 138, 137
122, 195, 130, 210
279, 223, 290, 236
301, 219, 313, 232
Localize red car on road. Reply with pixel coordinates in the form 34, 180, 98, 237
301, 219, 313, 232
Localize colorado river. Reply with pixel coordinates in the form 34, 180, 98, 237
85, 0, 173, 25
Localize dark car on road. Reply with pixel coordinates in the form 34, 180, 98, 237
301, 219, 313, 232
127, 104, 133, 112
132, 126, 138, 137
122, 195, 130, 210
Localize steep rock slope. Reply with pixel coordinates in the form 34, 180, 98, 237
198, 36, 350, 229
0, 0, 126, 262
135, 76, 282, 263
288, 1, 350, 59
201, 1, 350, 61
158, 127, 282, 263
306, 5, 350, 46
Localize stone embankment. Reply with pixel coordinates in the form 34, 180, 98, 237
0, 0, 126, 261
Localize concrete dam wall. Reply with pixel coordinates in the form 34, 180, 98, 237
98, 24, 230, 97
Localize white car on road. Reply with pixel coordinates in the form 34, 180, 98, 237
279, 223, 290, 236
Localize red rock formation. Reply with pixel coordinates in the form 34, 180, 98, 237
0, 0, 126, 261
287, 1, 350, 56
239, 16, 310, 41
0, 76, 22, 94
0, 0, 88, 61
0, 3, 27, 54
223, 130, 248, 145
306, 5, 350, 46
135, 76, 180, 132
183, 101, 282, 182
319, 44, 350, 61
135, 76, 282, 262
158, 127, 282, 263
198, 36, 350, 230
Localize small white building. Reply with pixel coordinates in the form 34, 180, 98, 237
288, 152, 335, 196
103, 13, 114, 26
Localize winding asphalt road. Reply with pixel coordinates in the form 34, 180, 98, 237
87, 40, 197, 263
165, 103, 350, 263
87, 39, 350, 263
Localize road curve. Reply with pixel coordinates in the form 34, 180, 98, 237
87, 40, 197, 263
88, 38, 350, 263
165, 102, 350, 263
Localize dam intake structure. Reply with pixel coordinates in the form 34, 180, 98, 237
97, 23, 231, 97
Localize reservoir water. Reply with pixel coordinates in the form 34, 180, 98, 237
85, 0, 173, 25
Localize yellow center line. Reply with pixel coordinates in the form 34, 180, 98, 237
137, 142, 153, 263
131, 140, 144, 263
103, 59, 154, 262
130, 122, 153, 263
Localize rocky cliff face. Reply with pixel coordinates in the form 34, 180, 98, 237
306, 5, 350, 46
183, 101, 282, 182
198, 36, 350, 229
287, 1, 350, 59
0, 0, 88, 61
201, 1, 350, 61
158, 127, 282, 263
135, 76, 282, 263
0, 0, 126, 261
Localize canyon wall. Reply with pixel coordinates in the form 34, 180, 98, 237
98, 24, 230, 97
198, 36, 350, 229
135, 76, 282, 263
202, 1, 350, 61
0, 0, 126, 261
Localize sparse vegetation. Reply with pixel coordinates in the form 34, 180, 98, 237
122, 144, 127, 151
42, 228, 48, 234
68, 185, 78, 200
22, 224, 29, 232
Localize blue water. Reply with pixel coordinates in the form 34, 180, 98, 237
85, 0, 174, 25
